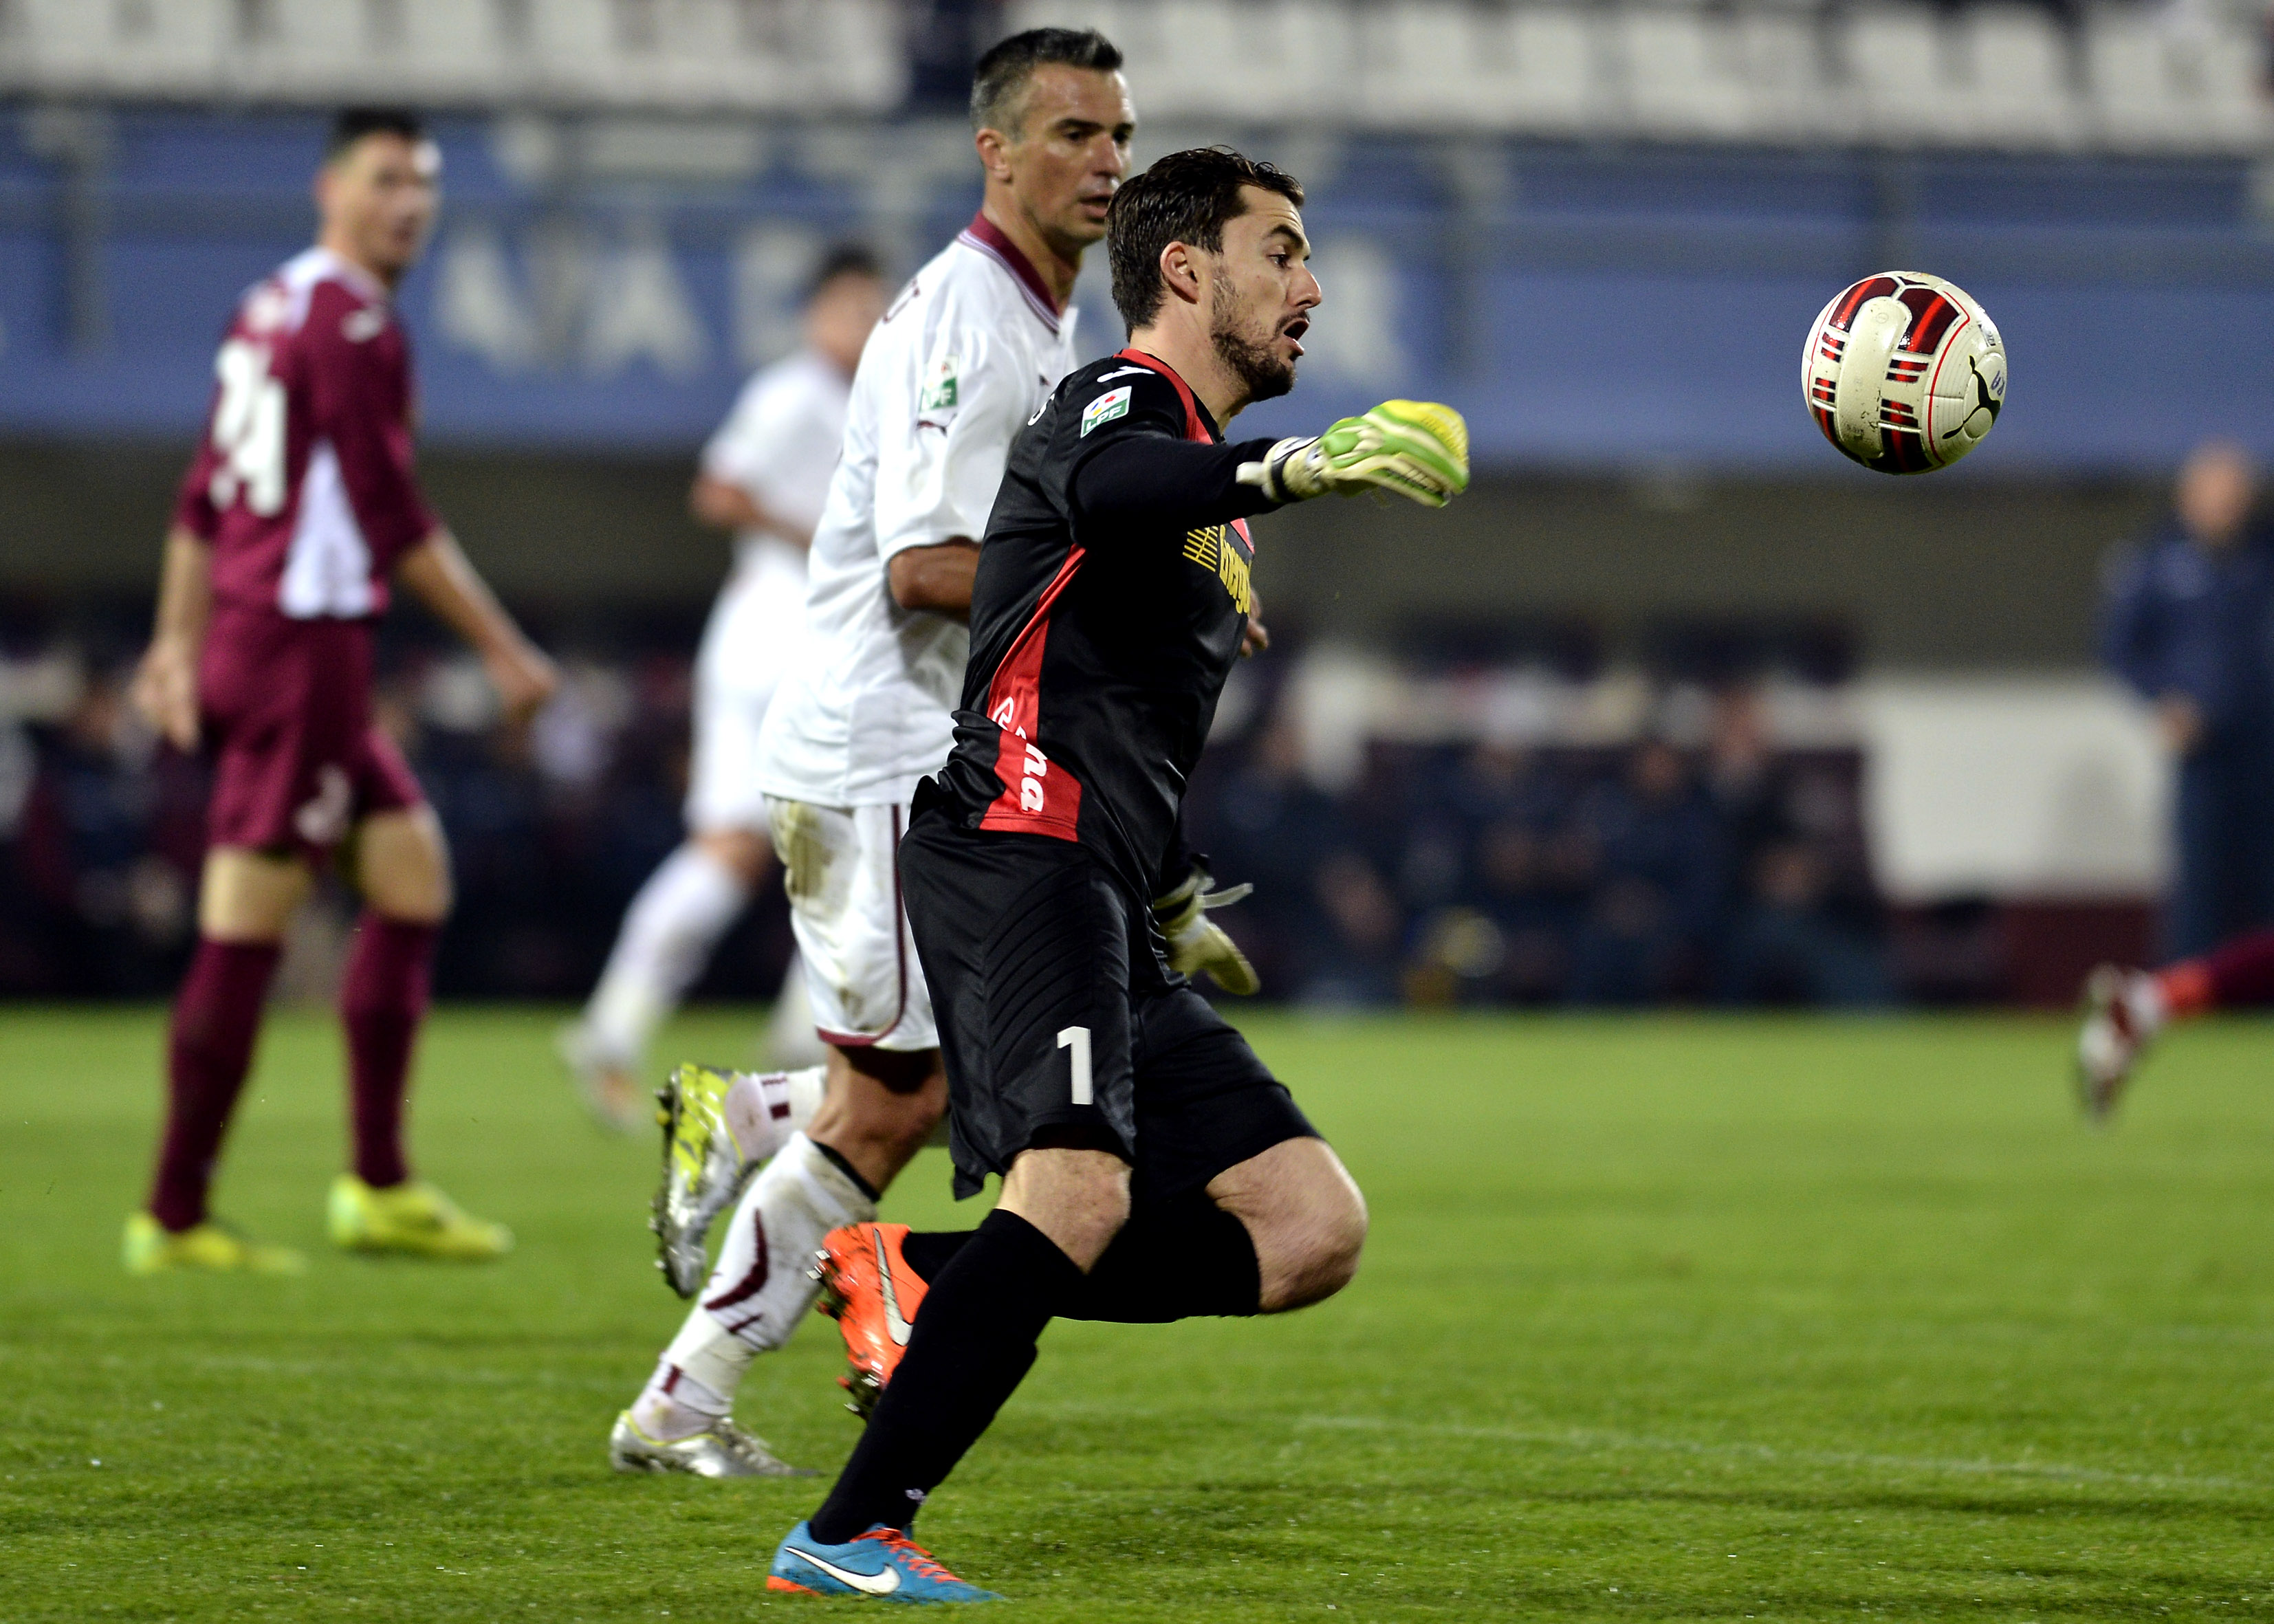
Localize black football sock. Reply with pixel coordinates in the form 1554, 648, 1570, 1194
808, 1209, 1084, 1544
1067, 1194, 1260, 1322
811, 1139, 881, 1204
898, 1228, 974, 1282
890, 1197, 1260, 1325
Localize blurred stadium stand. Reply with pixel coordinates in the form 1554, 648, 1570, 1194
2, 1, 2266, 152
1, 0, 2262, 1004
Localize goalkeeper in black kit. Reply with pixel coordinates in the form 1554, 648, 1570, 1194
766, 146, 1469, 1604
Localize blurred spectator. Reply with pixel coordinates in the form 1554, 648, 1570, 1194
1308, 850, 1406, 1008
2101, 440, 2274, 956
1702, 685, 1889, 1004
1717, 840, 1893, 1007
0, 617, 1895, 1009
1457, 744, 1582, 1001
17, 667, 195, 994
1566, 739, 1722, 1004
1205, 710, 1390, 1002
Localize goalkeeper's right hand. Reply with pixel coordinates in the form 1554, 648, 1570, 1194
1237, 399, 1469, 509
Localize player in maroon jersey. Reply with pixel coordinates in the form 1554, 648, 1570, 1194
121, 109, 557, 1274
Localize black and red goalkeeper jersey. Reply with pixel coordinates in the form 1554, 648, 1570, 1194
930, 348, 1282, 901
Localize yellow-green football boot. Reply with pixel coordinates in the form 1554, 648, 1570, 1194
327, 1174, 512, 1261
653, 1062, 755, 1297
122, 1212, 305, 1276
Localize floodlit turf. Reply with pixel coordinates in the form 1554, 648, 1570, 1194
1, 1006, 2271, 1621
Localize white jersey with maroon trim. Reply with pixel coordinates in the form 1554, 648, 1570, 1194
755, 214, 1078, 809
173, 246, 435, 622
693, 348, 847, 704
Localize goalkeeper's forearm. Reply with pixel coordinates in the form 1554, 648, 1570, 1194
1069, 432, 1284, 531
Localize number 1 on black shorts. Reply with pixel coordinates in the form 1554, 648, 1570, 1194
1057, 1027, 1092, 1106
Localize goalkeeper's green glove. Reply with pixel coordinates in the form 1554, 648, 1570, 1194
1237, 399, 1470, 509
1152, 865, 1261, 996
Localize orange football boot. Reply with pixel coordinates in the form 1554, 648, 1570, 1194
810, 1221, 929, 1420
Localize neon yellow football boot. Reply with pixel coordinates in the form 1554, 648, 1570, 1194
327, 1174, 513, 1261
122, 1211, 305, 1276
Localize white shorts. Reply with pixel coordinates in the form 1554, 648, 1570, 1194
686, 681, 777, 834
765, 795, 937, 1053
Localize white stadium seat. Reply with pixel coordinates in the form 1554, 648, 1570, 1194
221, 0, 373, 101
1251, 0, 1356, 126
524, 0, 903, 115
10, 0, 226, 98
385, 0, 525, 105
1618, 7, 1758, 142
1843, 4, 1981, 146
1954, 6, 2084, 149
2087, 5, 2274, 153
1735, 9, 1855, 143
1498, 6, 1608, 137
0, 0, 2255, 150
1360, 1, 1505, 130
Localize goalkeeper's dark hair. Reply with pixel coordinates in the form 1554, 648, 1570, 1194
1108, 147, 1305, 332
806, 242, 884, 304
970, 28, 1122, 135
327, 107, 426, 162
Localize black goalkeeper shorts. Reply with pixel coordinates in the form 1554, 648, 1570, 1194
899, 809, 1317, 1206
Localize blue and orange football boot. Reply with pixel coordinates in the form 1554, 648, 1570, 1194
810, 1221, 928, 1420
768, 1520, 999, 1603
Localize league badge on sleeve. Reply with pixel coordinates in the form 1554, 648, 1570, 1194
1080, 386, 1131, 438
919, 355, 959, 414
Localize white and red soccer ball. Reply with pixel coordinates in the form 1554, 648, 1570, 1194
1803, 272, 2007, 474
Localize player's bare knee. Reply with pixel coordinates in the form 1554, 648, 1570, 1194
1212, 1137, 1368, 1313
198, 846, 311, 941
355, 807, 452, 923
692, 827, 771, 888
1001, 1145, 1130, 1271
1251, 1174, 1366, 1313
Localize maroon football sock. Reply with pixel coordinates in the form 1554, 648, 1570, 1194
340, 914, 438, 1190
149, 938, 283, 1232
2166, 925, 2274, 1013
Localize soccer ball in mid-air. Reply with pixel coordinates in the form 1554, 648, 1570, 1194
1803, 272, 2007, 474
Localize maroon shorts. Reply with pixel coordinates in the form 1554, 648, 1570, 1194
198, 606, 424, 859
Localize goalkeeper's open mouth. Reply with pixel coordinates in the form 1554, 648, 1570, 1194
1280, 316, 1309, 358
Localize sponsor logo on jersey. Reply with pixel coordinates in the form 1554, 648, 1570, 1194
1181, 525, 1252, 614
341, 305, 387, 343
1080, 386, 1132, 438
919, 354, 959, 413
988, 695, 1054, 815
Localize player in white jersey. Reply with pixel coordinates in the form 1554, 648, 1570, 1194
561, 249, 886, 1132
607, 29, 1139, 1478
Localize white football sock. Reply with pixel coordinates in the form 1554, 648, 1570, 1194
584, 844, 751, 1065
767, 954, 830, 1069
2126, 969, 2168, 1035
723, 1065, 826, 1166
646, 1132, 875, 1409
629, 1359, 730, 1440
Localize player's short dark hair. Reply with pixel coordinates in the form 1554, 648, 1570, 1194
1108, 147, 1306, 332
970, 28, 1123, 135
327, 107, 425, 162
806, 243, 884, 304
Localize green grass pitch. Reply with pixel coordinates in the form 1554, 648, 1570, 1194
3, 1005, 2271, 1621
